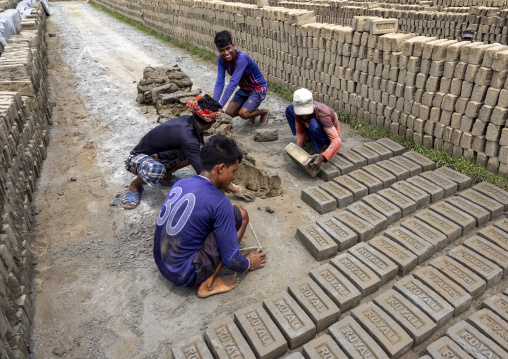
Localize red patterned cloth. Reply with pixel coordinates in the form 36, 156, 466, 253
186, 94, 221, 122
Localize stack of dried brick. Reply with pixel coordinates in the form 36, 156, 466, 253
328, 2, 507, 44
0, 6, 50, 358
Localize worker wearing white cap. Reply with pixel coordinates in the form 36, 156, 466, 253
285, 88, 342, 168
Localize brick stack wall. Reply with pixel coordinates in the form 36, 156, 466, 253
94, 0, 508, 173
0, 5, 50, 358
327, 2, 508, 44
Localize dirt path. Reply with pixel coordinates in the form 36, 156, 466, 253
31, 3, 363, 358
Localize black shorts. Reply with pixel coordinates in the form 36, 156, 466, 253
188, 205, 243, 287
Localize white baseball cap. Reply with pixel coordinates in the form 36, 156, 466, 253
293, 88, 314, 115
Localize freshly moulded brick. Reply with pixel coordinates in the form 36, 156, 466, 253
406, 176, 444, 202
172, 336, 214, 359
302, 334, 346, 359
350, 145, 380, 165
400, 218, 448, 251
445, 196, 490, 227
429, 256, 486, 298
301, 186, 337, 214
413, 266, 472, 315
467, 309, 508, 350
493, 217, 508, 234
362, 164, 397, 188
309, 264, 361, 312
446, 322, 508, 359
384, 226, 434, 263
364, 141, 393, 160
351, 302, 413, 359
482, 295, 508, 322
346, 201, 388, 233
318, 162, 341, 181
316, 217, 358, 251
333, 210, 375, 242
347, 242, 398, 284
373, 289, 436, 346
426, 337, 475, 359
377, 159, 410, 181
333, 175, 368, 201
328, 155, 354, 175
330, 253, 381, 296
419, 171, 457, 197
402, 151, 436, 171
393, 275, 454, 329
288, 278, 340, 333
338, 149, 368, 169
376, 138, 405, 156
377, 188, 417, 217
389, 155, 422, 176
477, 225, 508, 251
415, 209, 461, 242
319, 182, 353, 209
327, 316, 389, 359
429, 202, 476, 236
263, 292, 316, 349
448, 245, 503, 286
361, 193, 401, 225
205, 317, 256, 359
434, 166, 472, 190
369, 235, 418, 276
463, 236, 508, 275
473, 181, 508, 210
296, 224, 338, 261
392, 181, 430, 209
234, 305, 288, 359
349, 169, 383, 194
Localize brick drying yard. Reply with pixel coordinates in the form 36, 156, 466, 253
0, 0, 508, 359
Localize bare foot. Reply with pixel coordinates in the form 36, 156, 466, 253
246, 117, 255, 125
259, 110, 269, 126
197, 275, 239, 298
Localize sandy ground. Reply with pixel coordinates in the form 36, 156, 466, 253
29, 3, 508, 359
30, 3, 364, 358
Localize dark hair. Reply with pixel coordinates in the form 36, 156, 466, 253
214, 30, 233, 48
192, 94, 222, 125
200, 135, 243, 171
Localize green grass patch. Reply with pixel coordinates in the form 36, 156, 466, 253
339, 111, 508, 190
88, 1, 508, 190
46, 20, 56, 31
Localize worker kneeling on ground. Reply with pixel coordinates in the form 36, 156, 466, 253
123, 94, 254, 209
213, 30, 270, 126
285, 88, 342, 168
153, 135, 266, 298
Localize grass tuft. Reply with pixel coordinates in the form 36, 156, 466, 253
89, 1, 508, 190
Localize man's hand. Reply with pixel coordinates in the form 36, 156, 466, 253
233, 185, 256, 202
246, 249, 266, 270
309, 154, 325, 168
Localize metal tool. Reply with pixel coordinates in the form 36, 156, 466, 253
249, 222, 263, 250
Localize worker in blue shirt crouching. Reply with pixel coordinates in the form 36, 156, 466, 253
153, 135, 266, 297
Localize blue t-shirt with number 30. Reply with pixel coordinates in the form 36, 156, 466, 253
153, 175, 249, 287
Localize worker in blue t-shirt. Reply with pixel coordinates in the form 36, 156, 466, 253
153, 135, 266, 297
213, 30, 269, 126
